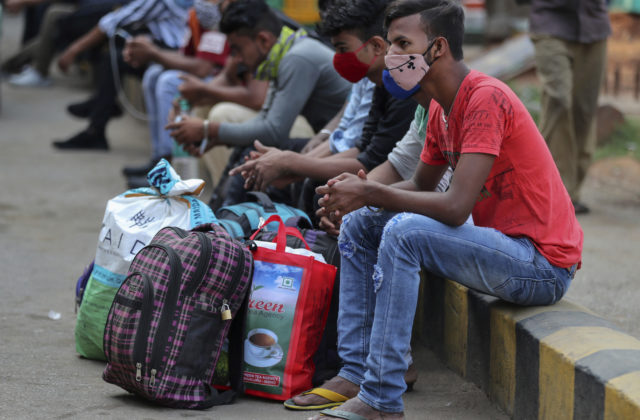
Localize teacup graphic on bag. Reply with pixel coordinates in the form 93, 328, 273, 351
247, 328, 283, 360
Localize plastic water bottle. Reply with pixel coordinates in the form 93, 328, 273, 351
171, 99, 199, 180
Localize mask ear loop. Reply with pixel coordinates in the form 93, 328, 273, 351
424, 37, 440, 67
354, 38, 379, 67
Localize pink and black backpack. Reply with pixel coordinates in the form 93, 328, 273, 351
102, 223, 252, 409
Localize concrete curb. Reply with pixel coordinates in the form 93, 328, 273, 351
414, 273, 640, 420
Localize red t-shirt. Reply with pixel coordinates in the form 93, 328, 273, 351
421, 70, 583, 269
181, 10, 230, 69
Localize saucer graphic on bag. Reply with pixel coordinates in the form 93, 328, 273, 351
244, 328, 283, 367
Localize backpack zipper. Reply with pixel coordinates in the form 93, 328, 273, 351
132, 273, 154, 380
146, 244, 183, 390
128, 244, 182, 393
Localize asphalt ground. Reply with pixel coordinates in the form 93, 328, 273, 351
0, 14, 508, 420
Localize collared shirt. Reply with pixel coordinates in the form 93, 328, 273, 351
330, 78, 376, 154
529, 0, 611, 43
99, 0, 192, 48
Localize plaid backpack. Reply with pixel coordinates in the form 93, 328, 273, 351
102, 223, 253, 409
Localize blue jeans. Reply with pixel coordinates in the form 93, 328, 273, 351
337, 208, 575, 413
142, 65, 212, 159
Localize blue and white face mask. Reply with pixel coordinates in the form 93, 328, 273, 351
382, 68, 420, 100
194, 0, 221, 30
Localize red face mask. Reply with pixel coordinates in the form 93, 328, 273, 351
333, 40, 377, 83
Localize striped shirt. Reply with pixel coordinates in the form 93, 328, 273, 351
99, 0, 193, 48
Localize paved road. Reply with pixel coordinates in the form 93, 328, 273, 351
0, 15, 508, 420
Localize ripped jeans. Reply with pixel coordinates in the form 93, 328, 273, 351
336, 208, 575, 413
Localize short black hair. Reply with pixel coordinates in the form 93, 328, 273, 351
320, 0, 390, 41
318, 0, 336, 13
219, 0, 283, 37
384, 0, 464, 60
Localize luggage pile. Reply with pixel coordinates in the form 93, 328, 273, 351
74, 160, 340, 408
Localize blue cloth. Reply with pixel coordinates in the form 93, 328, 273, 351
336, 208, 575, 412
98, 0, 192, 48
329, 78, 375, 154
142, 65, 213, 159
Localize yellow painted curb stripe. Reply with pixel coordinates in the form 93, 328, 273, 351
490, 307, 517, 415
443, 280, 468, 377
487, 299, 589, 416
605, 371, 640, 420
539, 327, 640, 420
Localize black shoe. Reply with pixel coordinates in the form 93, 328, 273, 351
122, 156, 168, 177
126, 175, 149, 189
572, 201, 590, 215
52, 129, 109, 150
67, 100, 122, 119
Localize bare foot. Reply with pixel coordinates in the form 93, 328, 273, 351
307, 397, 405, 420
290, 376, 360, 407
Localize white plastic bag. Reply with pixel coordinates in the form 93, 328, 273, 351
75, 159, 217, 360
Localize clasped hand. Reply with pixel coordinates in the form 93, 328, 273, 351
316, 170, 371, 221
228, 140, 296, 191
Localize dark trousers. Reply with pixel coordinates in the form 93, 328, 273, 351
87, 45, 146, 133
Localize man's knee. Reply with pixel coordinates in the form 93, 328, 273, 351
208, 103, 257, 124
156, 70, 182, 97
337, 209, 369, 259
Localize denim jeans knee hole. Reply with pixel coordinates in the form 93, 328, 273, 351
372, 264, 383, 292
338, 236, 356, 259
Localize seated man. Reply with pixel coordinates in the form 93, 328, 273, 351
52, 0, 193, 150
166, 0, 351, 205
3, 0, 128, 86
229, 0, 417, 212
121, 0, 233, 186
297, 1, 584, 419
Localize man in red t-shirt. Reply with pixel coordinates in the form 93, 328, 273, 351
303, 1, 583, 419
121, 0, 230, 186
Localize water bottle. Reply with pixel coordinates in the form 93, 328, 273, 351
171, 99, 199, 180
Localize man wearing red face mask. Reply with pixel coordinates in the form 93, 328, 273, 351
229, 0, 417, 215
167, 0, 350, 205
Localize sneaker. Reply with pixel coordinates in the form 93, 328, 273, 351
52, 129, 109, 151
8, 66, 52, 87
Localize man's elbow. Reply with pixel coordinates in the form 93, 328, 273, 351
442, 201, 471, 227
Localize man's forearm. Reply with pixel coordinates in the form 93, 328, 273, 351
365, 182, 463, 226
367, 160, 403, 185
68, 26, 106, 56
202, 81, 267, 110
304, 140, 332, 158
151, 50, 214, 78
284, 152, 366, 181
